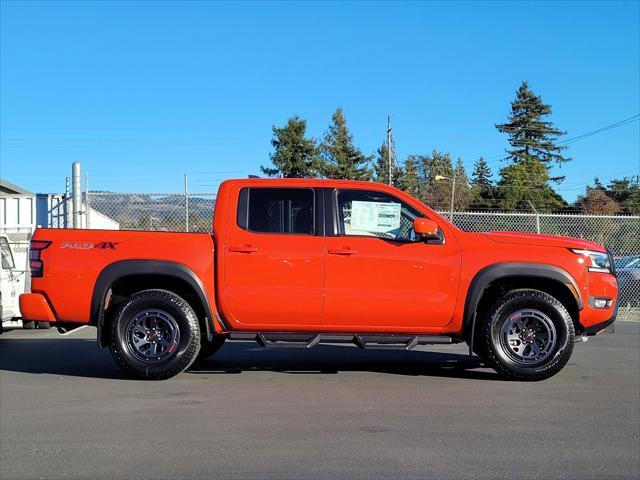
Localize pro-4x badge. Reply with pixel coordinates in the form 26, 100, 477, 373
94, 242, 120, 250
61, 241, 121, 250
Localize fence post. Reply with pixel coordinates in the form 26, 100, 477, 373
85, 173, 91, 229
64, 176, 71, 228
527, 200, 540, 234
184, 173, 189, 232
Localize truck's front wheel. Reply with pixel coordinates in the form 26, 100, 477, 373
109, 289, 201, 380
478, 289, 575, 381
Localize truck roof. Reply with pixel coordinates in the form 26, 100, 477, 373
222, 177, 404, 190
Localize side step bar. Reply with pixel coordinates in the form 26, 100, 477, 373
226, 332, 456, 350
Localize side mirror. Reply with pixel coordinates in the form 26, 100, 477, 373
413, 218, 440, 240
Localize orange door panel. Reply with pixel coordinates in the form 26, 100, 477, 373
221, 187, 324, 328
323, 237, 460, 330
322, 189, 462, 331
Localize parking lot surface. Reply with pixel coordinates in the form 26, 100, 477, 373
1, 322, 639, 480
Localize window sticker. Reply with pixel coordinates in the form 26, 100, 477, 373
348, 201, 402, 236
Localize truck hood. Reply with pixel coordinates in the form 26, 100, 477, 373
482, 231, 605, 251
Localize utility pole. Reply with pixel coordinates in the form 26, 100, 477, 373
387, 115, 393, 186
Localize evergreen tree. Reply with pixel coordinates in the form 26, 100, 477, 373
496, 81, 571, 180
606, 177, 640, 214
374, 141, 402, 186
471, 157, 492, 189
261, 116, 319, 177
470, 157, 494, 209
452, 158, 472, 210
578, 176, 640, 215
496, 160, 566, 211
404, 154, 430, 200
400, 157, 420, 198
422, 150, 454, 210
319, 107, 372, 180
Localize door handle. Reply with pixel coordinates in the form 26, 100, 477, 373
328, 248, 358, 255
229, 245, 258, 253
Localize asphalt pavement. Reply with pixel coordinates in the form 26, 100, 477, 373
1, 322, 639, 480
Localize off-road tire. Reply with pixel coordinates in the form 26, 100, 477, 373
22, 320, 37, 329
194, 335, 226, 365
109, 289, 201, 380
477, 288, 575, 381
37, 321, 51, 329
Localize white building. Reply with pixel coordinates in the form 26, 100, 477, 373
0, 179, 36, 270
1, 179, 120, 271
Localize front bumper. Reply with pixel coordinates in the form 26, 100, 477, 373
19, 293, 56, 323
582, 295, 619, 335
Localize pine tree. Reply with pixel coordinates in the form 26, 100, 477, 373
495, 81, 571, 210
470, 157, 494, 209
496, 160, 566, 212
319, 107, 372, 180
495, 81, 571, 180
261, 116, 319, 177
374, 141, 402, 186
422, 150, 454, 210
400, 156, 420, 198
471, 157, 492, 189
452, 158, 472, 210
605, 177, 639, 214
403, 154, 430, 200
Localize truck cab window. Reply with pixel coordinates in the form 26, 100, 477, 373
242, 188, 315, 235
336, 190, 420, 242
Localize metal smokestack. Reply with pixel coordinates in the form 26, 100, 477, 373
72, 162, 82, 228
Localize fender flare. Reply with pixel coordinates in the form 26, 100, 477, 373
464, 262, 582, 355
91, 259, 215, 347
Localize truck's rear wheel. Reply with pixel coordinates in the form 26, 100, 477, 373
109, 289, 201, 380
478, 289, 574, 381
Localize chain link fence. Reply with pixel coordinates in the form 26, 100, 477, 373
86, 192, 216, 232
80, 193, 639, 320
447, 212, 639, 321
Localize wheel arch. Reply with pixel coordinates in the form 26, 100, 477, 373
463, 263, 583, 354
91, 260, 216, 347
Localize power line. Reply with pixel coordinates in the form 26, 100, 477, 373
463, 113, 640, 168
559, 114, 639, 145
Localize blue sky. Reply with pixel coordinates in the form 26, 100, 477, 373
1, 1, 638, 201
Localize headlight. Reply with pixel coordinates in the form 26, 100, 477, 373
571, 249, 612, 273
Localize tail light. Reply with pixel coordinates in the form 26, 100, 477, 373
29, 240, 51, 278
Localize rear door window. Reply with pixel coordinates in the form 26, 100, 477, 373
238, 188, 315, 235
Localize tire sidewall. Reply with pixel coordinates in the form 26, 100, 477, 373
111, 291, 200, 378
487, 291, 574, 379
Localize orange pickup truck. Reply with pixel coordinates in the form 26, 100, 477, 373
20, 178, 618, 380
